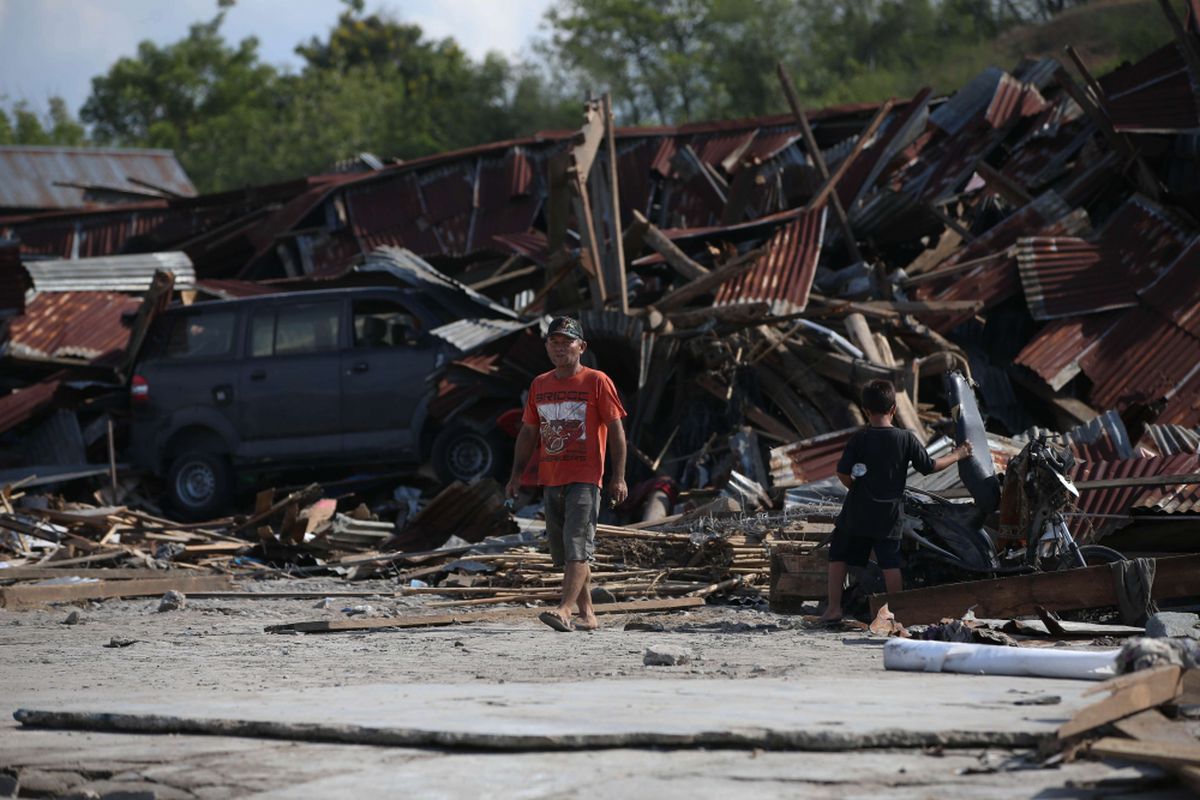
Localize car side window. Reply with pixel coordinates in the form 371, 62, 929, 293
352, 300, 422, 348
249, 302, 341, 356
158, 311, 237, 360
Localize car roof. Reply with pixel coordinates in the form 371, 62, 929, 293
160, 286, 411, 315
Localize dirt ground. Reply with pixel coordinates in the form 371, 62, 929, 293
0, 579, 1192, 798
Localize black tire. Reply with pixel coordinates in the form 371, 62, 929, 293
431, 425, 508, 485
1052, 544, 1125, 572
165, 450, 233, 521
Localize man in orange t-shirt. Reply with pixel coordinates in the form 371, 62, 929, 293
506, 316, 627, 632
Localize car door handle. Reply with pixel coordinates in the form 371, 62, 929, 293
249, 369, 266, 381
351, 361, 369, 373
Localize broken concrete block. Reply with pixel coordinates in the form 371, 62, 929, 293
63, 611, 79, 625
644, 644, 694, 666
157, 591, 186, 612
1144, 612, 1200, 639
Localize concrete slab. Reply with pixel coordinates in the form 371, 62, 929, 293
12, 673, 1094, 750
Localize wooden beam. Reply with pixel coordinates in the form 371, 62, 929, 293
264, 597, 705, 634
468, 263, 541, 291
776, 62, 864, 264
1060, 665, 1183, 739
1089, 736, 1200, 770
975, 161, 1034, 206
1054, 64, 1160, 200
1, 575, 233, 609
632, 209, 710, 280
872, 554, 1200, 624
602, 92, 629, 314
654, 246, 765, 311
1115, 709, 1200, 792
807, 98, 896, 213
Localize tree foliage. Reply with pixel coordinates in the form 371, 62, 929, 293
9, 0, 1163, 194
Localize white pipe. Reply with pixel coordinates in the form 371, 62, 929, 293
883, 639, 1119, 681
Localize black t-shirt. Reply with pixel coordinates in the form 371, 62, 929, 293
835, 426, 935, 540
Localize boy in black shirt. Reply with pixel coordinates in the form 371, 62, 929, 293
819, 379, 973, 623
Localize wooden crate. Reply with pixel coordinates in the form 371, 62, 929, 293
768, 543, 827, 613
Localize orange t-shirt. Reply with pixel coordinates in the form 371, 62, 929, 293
522, 366, 626, 487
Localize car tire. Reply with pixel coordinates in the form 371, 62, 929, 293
165, 450, 233, 521
431, 424, 508, 485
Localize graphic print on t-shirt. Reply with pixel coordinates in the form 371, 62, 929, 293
537, 399, 588, 455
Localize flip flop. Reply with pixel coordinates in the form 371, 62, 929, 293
538, 611, 574, 632
574, 619, 599, 631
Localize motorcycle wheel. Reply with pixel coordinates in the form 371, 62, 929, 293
1051, 544, 1125, 572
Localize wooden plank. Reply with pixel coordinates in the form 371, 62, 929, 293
873, 554, 1200, 624
0, 567, 214, 581
632, 210, 709, 280
1090, 736, 1200, 770
264, 597, 706, 634
806, 98, 895, 213
1114, 708, 1200, 793
1059, 666, 1182, 740
0, 575, 233, 608
654, 246, 765, 311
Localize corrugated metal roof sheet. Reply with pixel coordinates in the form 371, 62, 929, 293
1139, 237, 1200, 338
1099, 41, 1200, 133
0, 146, 196, 210
0, 374, 62, 435
713, 206, 826, 315
1079, 304, 1200, 415
1015, 195, 1193, 321
769, 427, 856, 488
7, 291, 138, 365
930, 67, 1007, 135
23, 252, 195, 293
1072, 454, 1200, 534
1141, 423, 1200, 455
1013, 311, 1121, 390
429, 317, 535, 354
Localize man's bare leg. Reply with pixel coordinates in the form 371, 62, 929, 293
820, 561, 847, 622
882, 567, 903, 596
554, 561, 589, 627
573, 562, 598, 630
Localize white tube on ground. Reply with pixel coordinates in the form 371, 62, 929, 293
883, 638, 1118, 681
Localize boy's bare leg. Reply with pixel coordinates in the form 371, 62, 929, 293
554, 561, 589, 626
820, 561, 847, 622
572, 562, 598, 630
882, 568, 903, 596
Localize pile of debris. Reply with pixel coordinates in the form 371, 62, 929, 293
2, 6, 1200, 601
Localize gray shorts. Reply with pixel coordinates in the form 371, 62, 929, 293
544, 483, 599, 567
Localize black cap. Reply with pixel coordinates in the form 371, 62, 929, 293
546, 316, 584, 340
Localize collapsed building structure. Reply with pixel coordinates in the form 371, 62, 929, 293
2, 8, 1200, 566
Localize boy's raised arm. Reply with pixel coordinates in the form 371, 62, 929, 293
932, 440, 973, 472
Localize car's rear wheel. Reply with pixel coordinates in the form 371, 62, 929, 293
431, 425, 508, 485
166, 450, 232, 521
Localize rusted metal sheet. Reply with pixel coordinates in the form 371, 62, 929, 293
1013, 311, 1122, 390
1079, 305, 1200, 420
7, 291, 140, 365
1099, 41, 1200, 133
0, 146, 196, 211
713, 206, 826, 315
768, 427, 857, 488
1072, 454, 1200, 535
913, 192, 1084, 325
1015, 195, 1194, 321
1142, 423, 1200, 455
1140, 237, 1200, 338
0, 375, 63, 435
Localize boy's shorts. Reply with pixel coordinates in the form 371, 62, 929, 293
544, 483, 599, 567
828, 527, 902, 569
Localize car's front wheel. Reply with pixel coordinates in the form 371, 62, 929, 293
165, 450, 233, 521
431, 425, 508, 485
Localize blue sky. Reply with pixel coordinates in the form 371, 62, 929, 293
0, 0, 553, 115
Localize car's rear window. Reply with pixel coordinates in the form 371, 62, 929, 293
144, 311, 237, 360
